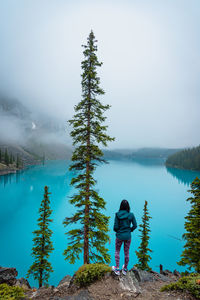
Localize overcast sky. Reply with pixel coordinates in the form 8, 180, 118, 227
0, 0, 199, 149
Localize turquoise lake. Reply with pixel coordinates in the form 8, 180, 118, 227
0, 159, 200, 287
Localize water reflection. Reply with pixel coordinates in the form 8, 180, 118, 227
133, 158, 165, 167
0, 170, 24, 187
0, 159, 197, 286
166, 167, 200, 186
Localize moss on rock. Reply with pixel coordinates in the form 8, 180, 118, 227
74, 263, 111, 287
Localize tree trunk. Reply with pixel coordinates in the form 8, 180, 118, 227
39, 269, 43, 288
84, 193, 89, 264
84, 129, 90, 264
39, 200, 46, 286
84, 52, 92, 264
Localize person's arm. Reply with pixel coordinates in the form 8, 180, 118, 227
113, 214, 119, 232
131, 213, 137, 232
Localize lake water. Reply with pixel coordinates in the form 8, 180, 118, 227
0, 159, 200, 287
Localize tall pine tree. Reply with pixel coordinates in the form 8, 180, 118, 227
63, 31, 114, 264
135, 200, 152, 271
27, 186, 54, 287
178, 177, 200, 273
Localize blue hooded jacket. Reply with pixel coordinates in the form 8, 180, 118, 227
114, 210, 137, 240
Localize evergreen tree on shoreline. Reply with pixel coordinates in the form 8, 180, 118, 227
10, 154, 13, 165
135, 200, 152, 271
27, 186, 54, 287
4, 149, 9, 166
16, 155, 20, 168
63, 31, 114, 264
178, 177, 200, 273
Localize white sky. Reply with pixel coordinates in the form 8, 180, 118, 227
0, 0, 200, 148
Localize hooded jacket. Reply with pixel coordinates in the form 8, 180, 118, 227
113, 210, 137, 240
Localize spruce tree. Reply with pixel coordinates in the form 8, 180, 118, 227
135, 200, 152, 271
10, 154, 13, 165
178, 177, 200, 273
4, 149, 9, 166
16, 155, 20, 168
27, 186, 54, 287
63, 31, 114, 265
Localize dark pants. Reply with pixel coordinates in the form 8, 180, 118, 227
115, 237, 131, 269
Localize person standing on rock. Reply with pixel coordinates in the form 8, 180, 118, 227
112, 199, 137, 276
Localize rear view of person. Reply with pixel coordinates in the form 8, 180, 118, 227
112, 199, 137, 275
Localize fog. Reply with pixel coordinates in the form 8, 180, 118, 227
0, 0, 200, 149
0, 114, 24, 144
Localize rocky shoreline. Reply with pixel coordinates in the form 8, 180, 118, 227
0, 167, 18, 176
0, 266, 197, 300
0, 164, 30, 176
0, 144, 42, 177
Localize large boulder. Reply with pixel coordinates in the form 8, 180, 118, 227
130, 267, 155, 282
111, 270, 141, 298
0, 267, 18, 285
118, 272, 141, 298
15, 277, 31, 290
130, 266, 175, 283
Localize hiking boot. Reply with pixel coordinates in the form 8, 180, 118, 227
112, 266, 120, 276
122, 265, 128, 275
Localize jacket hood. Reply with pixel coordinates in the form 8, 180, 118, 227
116, 210, 130, 219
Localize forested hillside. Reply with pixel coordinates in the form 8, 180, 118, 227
165, 145, 200, 170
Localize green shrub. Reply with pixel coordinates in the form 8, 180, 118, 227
160, 273, 200, 299
74, 263, 111, 287
0, 283, 25, 300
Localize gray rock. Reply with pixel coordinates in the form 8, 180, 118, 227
130, 267, 174, 283
119, 272, 141, 295
68, 274, 77, 289
130, 267, 155, 282
58, 275, 72, 287
162, 269, 172, 276
31, 286, 55, 299
15, 277, 31, 290
156, 273, 173, 282
0, 267, 18, 285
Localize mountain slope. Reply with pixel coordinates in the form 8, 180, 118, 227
0, 95, 72, 161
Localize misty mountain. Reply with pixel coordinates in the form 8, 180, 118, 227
0, 95, 182, 164
0, 96, 30, 119
0, 95, 72, 160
